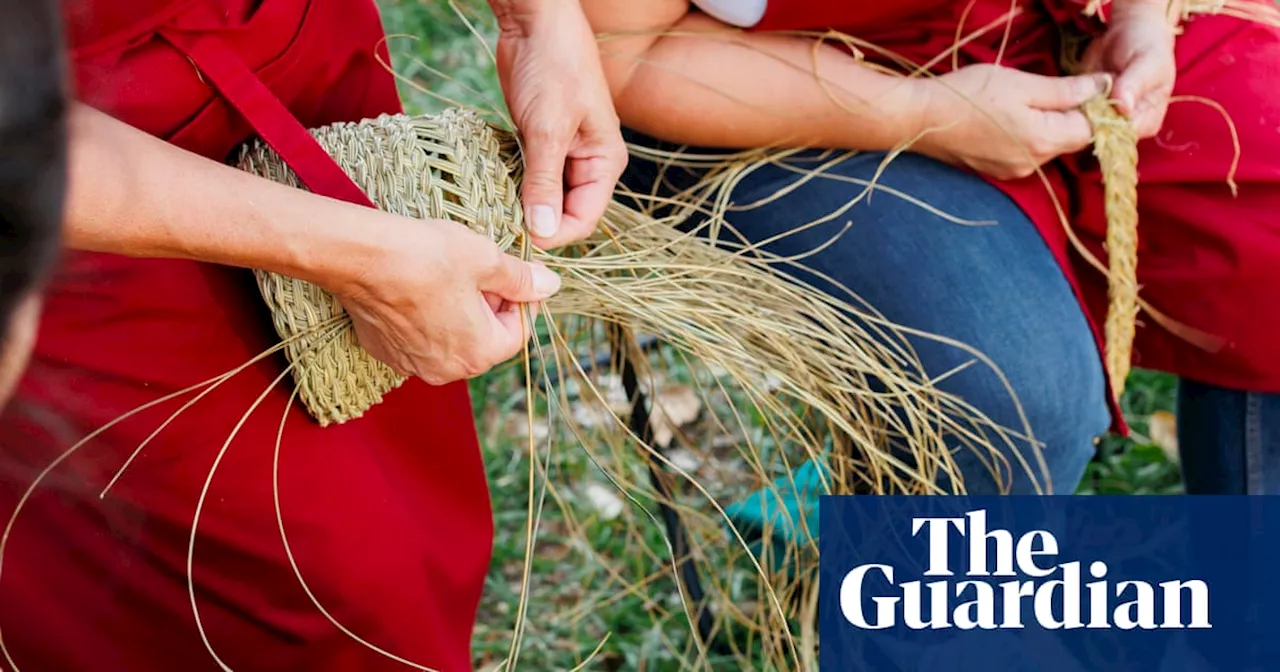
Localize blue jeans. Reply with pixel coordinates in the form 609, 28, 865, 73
616, 136, 1280, 541
1179, 379, 1280, 495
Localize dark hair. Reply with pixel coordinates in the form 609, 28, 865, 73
0, 0, 69, 336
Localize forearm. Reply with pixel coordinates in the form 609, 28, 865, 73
587, 8, 925, 152
65, 103, 384, 290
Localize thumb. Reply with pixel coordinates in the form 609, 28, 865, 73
1025, 72, 1111, 111
481, 254, 562, 303
519, 127, 571, 242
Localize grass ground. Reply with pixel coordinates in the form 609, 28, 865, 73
372, 1, 1187, 667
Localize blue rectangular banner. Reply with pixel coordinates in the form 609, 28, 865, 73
818, 496, 1280, 671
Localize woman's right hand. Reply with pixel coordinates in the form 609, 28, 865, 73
326, 214, 562, 387
63, 105, 557, 390
911, 64, 1112, 180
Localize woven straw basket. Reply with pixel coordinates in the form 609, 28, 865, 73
236, 110, 525, 426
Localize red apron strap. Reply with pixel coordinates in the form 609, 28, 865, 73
158, 27, 377, 209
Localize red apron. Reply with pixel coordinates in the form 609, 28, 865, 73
0, 1, 491, 670
753, 0, 1280, 433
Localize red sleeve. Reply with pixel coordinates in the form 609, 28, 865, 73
750, 0, 950, 32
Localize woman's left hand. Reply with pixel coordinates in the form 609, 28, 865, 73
491, 0, 628, 250
1080, 1, 1179, 139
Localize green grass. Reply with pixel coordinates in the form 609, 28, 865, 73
376, 0, 500, 117
1079, 369, 1184, 496
371, 2, 1186, 666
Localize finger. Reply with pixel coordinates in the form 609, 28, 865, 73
480, 254, 562, 303
518, 121, 573, 242
484, 300, 537, 365
488, 298, 542, 321
483, 291, 503, 314
1039, 108, 1096, 155
564, 145, 627, 237
495, 301, 539, 342
1024, 72, 1112, 111
531, 151, 626, 249
565, 124, 628, 234
1132, 97, 1170, 139
1112, 54, 1167, 118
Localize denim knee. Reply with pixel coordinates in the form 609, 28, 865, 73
938, 347, 1110, 495
621, 141, 1111, 494
722, 151, 1112, 494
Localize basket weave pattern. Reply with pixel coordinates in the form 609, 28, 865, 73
236, 110, 524, 425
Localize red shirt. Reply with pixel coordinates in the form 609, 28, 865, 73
0, 1, 491, 669
753, 0, 1280, 431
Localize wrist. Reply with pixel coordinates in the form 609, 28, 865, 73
165, 162, 398, 297
902, 77, 955, 158
263, 194, 398, 297
815, 75, 940, 153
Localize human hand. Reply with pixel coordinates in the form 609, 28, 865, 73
1079, 2, 1178, 138
330, 213, 561, 386
491, 0, 628, 249
912, 64, 1112, 180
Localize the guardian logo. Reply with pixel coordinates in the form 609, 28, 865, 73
839, 509, 1211, 631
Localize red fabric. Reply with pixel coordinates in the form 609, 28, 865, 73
0, 1, 491, 670
753, 0, 1280, 433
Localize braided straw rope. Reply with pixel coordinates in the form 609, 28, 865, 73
237, 110, 522, 425
1082, 95, 1140, 400
1065, 2, 1280, 399
1057, 23, 1142, 401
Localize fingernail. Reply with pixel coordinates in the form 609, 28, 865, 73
529, 205, 558, 238
1085, 74, 1108, 99
531, 264, 561, 296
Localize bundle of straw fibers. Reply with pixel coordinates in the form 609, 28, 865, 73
235, 108, 1029, 491
233, 108, 1034, 669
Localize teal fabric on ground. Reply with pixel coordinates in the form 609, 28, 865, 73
723, 459, 828, 573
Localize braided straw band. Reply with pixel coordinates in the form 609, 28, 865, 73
1082, 95, 1140, 401
1060, 27, 1141, 403
236, 110, 523, 426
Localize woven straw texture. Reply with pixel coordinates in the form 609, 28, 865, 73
236, 109, 523, 426
1083, 95, 1139, 399
1059, 26, 1141, 401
